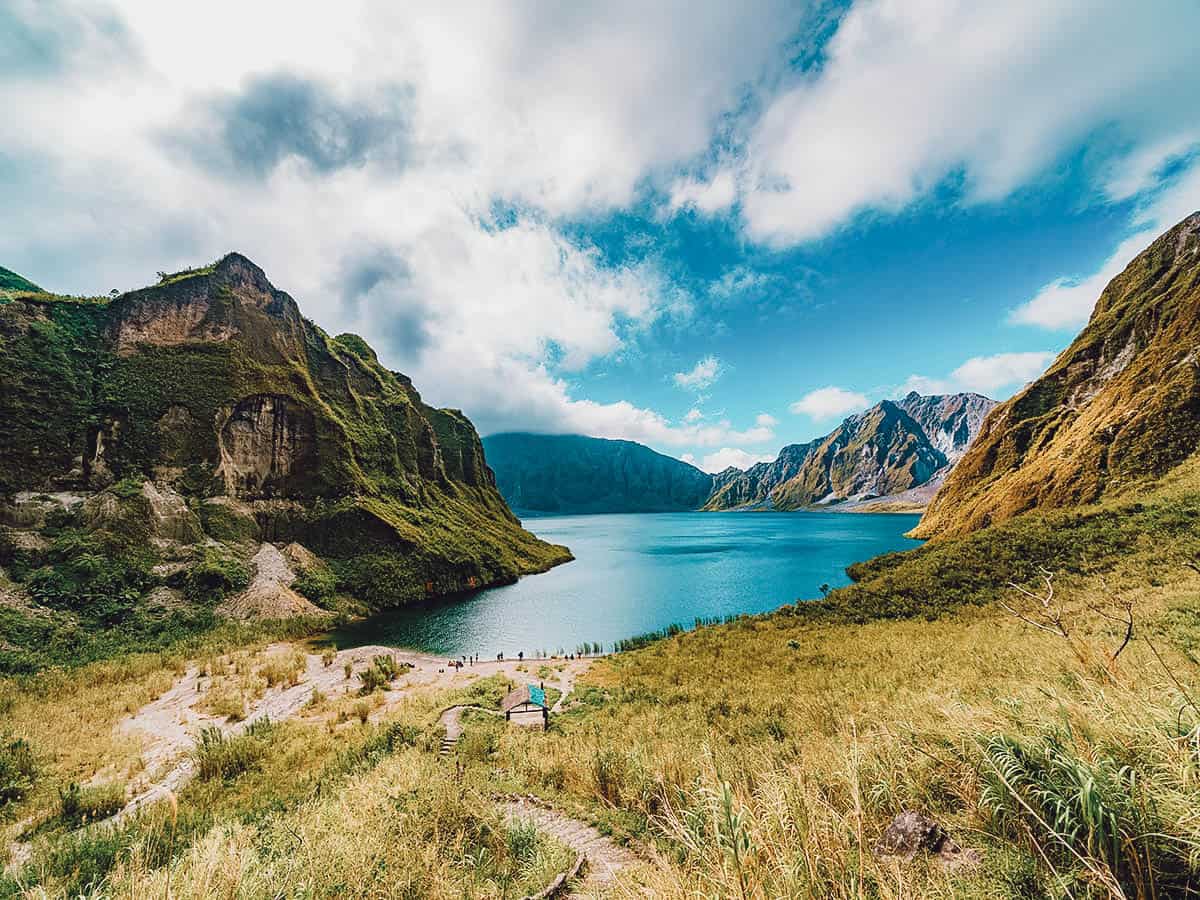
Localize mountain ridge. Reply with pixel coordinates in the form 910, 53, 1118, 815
483, 432, 714, 513
704, 392, 995, 511
485, 391, 994, 515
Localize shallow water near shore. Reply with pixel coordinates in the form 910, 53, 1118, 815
328, 511, 922, 657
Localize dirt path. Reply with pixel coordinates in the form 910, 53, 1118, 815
113, 646, 595, 823
503, 798, 641, 898
5, 648, 601, 875
437, 704, 500, 754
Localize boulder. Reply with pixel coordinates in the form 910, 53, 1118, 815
874, 811, 980, 871
282, 541, 322, 573
141, 481, 204, 544
81, 481, 203, 544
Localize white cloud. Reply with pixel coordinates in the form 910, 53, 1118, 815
789, 386, 869, 419
740, 0, 1200, 244
755, 412, 778, 427
0, 0, 808, 451
1011, 162, 1200, 329
948, 352, 1056, 395
683, 408, 704, 423
673, 355, 722, 391
700, 447, 776, 473
901, 350, 1056, 399
668, 169, 737, 215
680, 452, 697, 465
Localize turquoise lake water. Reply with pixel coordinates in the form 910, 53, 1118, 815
330, 511, 922, 657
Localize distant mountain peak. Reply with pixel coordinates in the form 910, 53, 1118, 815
482, 432, 714, 513
705, 391, 995, 512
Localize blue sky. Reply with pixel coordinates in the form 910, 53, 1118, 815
3, 1, 1199, 472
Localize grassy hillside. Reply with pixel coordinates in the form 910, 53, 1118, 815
0, 267, 42, 294
5, 464, 1200, 897
917, 211, 1200, 538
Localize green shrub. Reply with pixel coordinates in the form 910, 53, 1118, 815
59, 780, 125, 825
193, 718, 275, 781
183, 548, 250, 602
358, 655, 410, 695
197, 502, 258, 542
24, 529, 155, 621
980, 730, 1196, 895
506, 820, 539, 864
458, 727, 498, 762
0, 733, 37, 804
110, 475, 144, 500
293, 565, 337, 603
42, 504, 78, 532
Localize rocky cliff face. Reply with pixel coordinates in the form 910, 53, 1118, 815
483, 433, 715, 513
704, 392, 995, 511
0, 254, 569, 610
896, 392, 994, 464
915, 212, 1200, 538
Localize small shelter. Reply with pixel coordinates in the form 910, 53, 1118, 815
501, 683, 549, 728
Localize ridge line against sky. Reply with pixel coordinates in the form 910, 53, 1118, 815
2, 0, 1198, 473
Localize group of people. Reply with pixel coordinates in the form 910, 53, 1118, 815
441, 649, 584, 672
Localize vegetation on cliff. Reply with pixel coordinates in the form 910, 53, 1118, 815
0, 255, 569, 671
916, 212, 1200, 538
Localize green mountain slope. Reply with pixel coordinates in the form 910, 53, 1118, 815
483, 432, 714, 513
0, 265, 43, 294
0, 254, 569, 611
916, 211, 1200, 538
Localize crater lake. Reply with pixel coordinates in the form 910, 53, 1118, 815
330, 511, 922, 657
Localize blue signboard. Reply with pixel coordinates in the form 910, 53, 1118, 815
529, 685, 546, 708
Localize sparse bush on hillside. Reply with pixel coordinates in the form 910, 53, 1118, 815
24, 529, 155, 621
58, 780, 125, 825
194, 718, 276, 781
358, 654, 410, 694
0, 732, 37, 805
258, 648, 307, 687
293, 565, 337, 603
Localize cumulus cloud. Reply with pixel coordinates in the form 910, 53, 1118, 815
789, 386, 869, 419
683, 408, 704, 423
740, 0, 1200, 244
673, 355, 722, 391
1, 0, 134, 79
0, 0, 814, 457
901, 350, 1057, 399
699, 447, 776, 473
176, 72, 413, 177
755, 412, 778, 427
668, 169, 736, 215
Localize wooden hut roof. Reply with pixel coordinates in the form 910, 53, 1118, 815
501, 684, 546, 713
